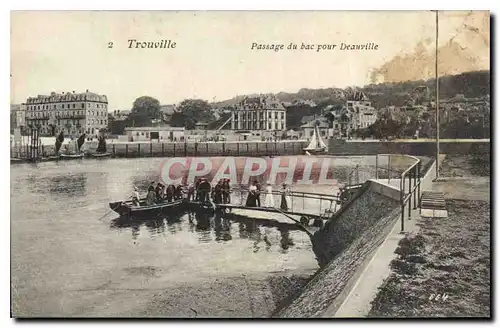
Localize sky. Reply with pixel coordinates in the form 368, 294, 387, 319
11, 11, 490, 111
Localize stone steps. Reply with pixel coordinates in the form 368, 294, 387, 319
420, 191, 448, 218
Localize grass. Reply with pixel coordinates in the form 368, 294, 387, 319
368, 199, 490, 318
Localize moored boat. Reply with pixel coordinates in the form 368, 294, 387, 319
109, 199, 185, 216
58, 132, 86, 160
91, 134, 112, 158
91, 152, 112, 158
60, 153, 85, 159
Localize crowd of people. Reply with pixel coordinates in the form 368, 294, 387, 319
130, 179, 293, 210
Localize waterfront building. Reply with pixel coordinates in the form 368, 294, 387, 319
345, 90, 377, 129
23, 90, 108, 137
125, 125, 185, 142
230, 95, 286, 131
10, 104, 26, 131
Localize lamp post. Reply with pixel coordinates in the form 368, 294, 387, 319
435, 9, 440, 180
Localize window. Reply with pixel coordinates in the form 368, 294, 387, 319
82, 103, 85, 108
72, 104, 75, 108
62, 104, 64, 109
136, 132, 139, 136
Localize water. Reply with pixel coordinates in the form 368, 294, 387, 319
10, 156, 373, 316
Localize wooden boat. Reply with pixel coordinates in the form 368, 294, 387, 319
91, 135, 112, 158
91, 152, 112, 158
303, 125, 328, 155
109, 199, 185, 216
10, 158, 27, 164
57, 133, 86, 160
60, 152, 84, 160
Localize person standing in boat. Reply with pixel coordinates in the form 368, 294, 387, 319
246, 182, 258, 207
212, 180, 223, 204
222, 179, 231, 204
155, 183, 164, 202
131, 186, 141, 207
146, 182, 157, 205
148, 181, 156, 193
254, 180, 262, 207
194, 179, 201, 201
198, 178, 211, 202
264, 182, 275, 207
280, 183, 292, 211
187, 183, 195, 201
175, 185, 183, 200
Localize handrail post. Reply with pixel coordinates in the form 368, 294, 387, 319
408, 171, 412, 220
400, 174, 405, 233
413, 166, 418, 209
388, 155, 392, 183
375, 154, 379, 179
417, 161, 421, 207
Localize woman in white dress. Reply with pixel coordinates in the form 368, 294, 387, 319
264, 182, 274, 207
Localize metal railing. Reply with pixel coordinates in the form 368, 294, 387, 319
228, 186, 340, 218
346, 164, 361, 186
375, 154, 422, 233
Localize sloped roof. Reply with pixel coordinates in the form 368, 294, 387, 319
301, 118, 330, 128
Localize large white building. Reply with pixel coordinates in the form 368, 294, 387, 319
24, 90, 108, 137
230, 95, 286, 131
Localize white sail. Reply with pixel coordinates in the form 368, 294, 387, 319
304, 129, 318, 150
304, 124, 327, 152
316, 126, 328, 149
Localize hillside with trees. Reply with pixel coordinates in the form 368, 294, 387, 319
212, 70, 490, 109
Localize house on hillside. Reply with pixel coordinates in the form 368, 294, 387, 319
301, 118, 331, 140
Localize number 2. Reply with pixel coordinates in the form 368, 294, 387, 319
108, 42, 113, 49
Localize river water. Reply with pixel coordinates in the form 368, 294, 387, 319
10, 156, 376, 317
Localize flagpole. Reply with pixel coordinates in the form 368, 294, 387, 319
435, 10, 440, 180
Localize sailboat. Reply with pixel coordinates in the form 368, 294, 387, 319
91, 135, 112, 158
60, 133, 85, 159
303, 124, 328, 155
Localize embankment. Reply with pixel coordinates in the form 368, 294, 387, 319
277, 179, 402, 317
10, 139, 489, 159
12, 141, 308, 158
327, 139, 489, 157
276, 158, 438, 318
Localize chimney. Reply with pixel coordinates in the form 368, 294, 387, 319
51, 92, 56, 96
72, 91, 75, 93
86, 89, 89, 93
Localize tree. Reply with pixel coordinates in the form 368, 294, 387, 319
170, 99, 216, 130
132, 96, 161, 120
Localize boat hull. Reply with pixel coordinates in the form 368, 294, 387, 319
60, 153, 84, 160
91, 152, 112, 158
303, 148, 328, 155
109, 199, 185, 217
